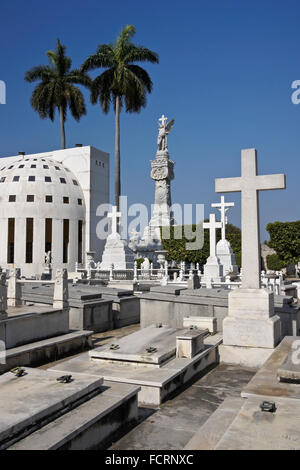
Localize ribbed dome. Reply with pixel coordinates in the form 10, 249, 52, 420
0, 155, 85, 219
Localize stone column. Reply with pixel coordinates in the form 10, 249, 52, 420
53, 269, 69, 310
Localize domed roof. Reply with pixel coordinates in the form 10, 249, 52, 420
0, 155, 85, 220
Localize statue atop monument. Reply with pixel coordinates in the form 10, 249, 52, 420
136, 113, 175, 263
157, 114, 175, 152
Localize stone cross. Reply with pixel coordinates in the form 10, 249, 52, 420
215, 148, 285, 289
211, 195, 234, 240
108, 206, 121, 235
159, 114, 168, 126
203, 214, 222, 259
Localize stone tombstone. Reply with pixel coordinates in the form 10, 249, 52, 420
0, 273, 7, 318
211, 195, 238, 275
100, 206, 134, 270
7, 268, 22, 307
141, 258, 151, 279
215, 148, 286, 355
53, 268, 69, 310
202, 213, 223, 283
187, 273, 200, 290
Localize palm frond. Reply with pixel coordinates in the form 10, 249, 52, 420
123, 46, 159, 65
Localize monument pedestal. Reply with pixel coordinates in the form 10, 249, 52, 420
100, 233, 134, 270
202, 256, 223, 283
216, 239, 238, 275
221, 288, 282, 367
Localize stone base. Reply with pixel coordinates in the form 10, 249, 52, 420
100, 233, 134, 270
224, 288, 281, 349
216, 239, 238, 275
219, 344, 275, 368
202, 257, 223, 284
223, 315, 281, 349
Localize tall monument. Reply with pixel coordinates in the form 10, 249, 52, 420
216, 148, 286, 367
136, 115, 175, 260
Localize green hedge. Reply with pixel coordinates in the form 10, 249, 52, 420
266, 254, 286, 271
266, 221, 300, 266
161, 223, 241, 267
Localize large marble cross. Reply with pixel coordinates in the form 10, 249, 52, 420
203, 214, 222, 259
211, 195, 234, 241
215, 148, 285, 289
108, 206, 121, 235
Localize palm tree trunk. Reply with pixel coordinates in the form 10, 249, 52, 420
59, 105, 66, 149
114, 95, 121, 210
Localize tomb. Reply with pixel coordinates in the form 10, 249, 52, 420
100, 206, 134, 270
21, 283, 140, 331
49, 324, 222, 406
0, 367, 139, 450
0, 269, 92, 373
139, 285, 300, 336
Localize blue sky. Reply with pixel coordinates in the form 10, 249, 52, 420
1, 0, 300, 240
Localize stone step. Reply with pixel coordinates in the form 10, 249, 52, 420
184, 396, 244, 450
0, 330, 93, 374
8, 381, 140, 450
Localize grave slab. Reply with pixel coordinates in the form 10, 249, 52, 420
215, 396, 300, 450
242, 336, 300, 401
8, 381, 139, 450
89, 325, 189, 366
0, 367, 103, 449
277, 350, 300, 383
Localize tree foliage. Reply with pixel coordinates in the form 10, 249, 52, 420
266, 254, 286, 271
81, 25, 159, 114
266, 221, 300, 266
25, 39, 91, 148
81, 25, 159, 208
161, 223, 241, 267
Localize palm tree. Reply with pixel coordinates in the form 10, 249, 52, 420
81, 25, 159, 209
25, 39, 91, 149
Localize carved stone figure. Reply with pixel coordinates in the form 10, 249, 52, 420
157, 114, 175, 152
44, 251, 52, 266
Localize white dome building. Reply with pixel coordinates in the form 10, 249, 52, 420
0, 146, 109, 277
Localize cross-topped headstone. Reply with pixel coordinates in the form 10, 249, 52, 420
215, 148, 285, 289
211, 195, 234, 240
203, 214, 222, 259
108, 206, 121, 235
159, 114, 168, 126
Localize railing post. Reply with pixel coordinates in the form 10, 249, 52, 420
109, 264, 114, 281
164, 260, 169, 279
133, 261, 138, 282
